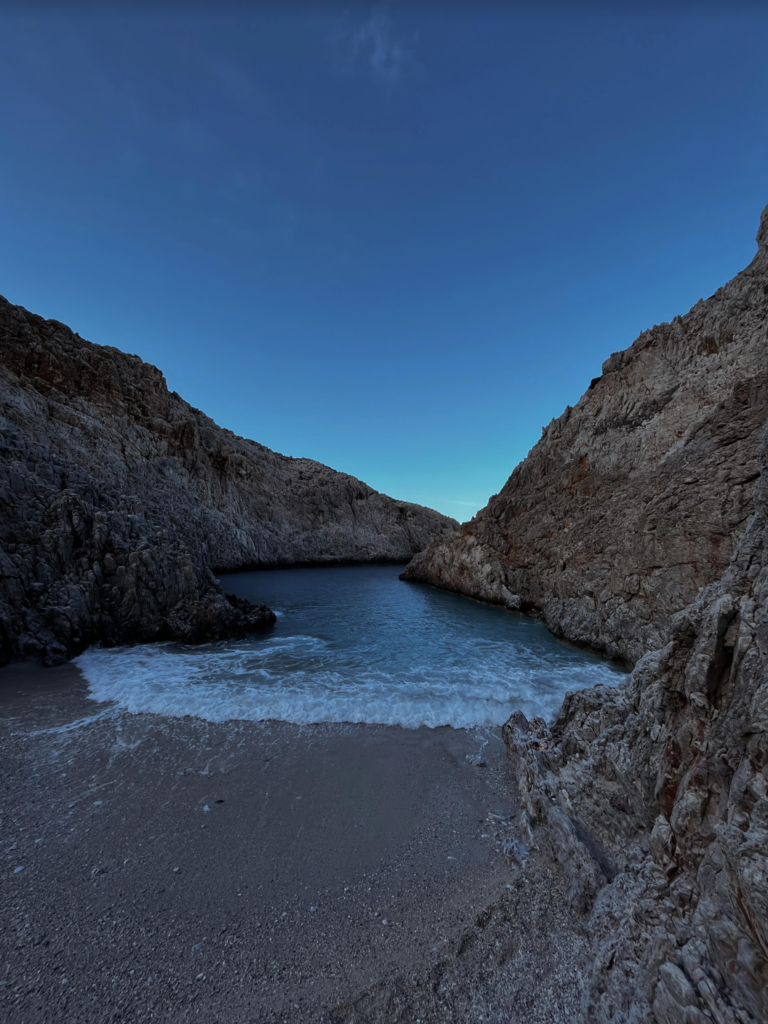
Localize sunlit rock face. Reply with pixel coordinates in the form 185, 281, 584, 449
404, 203, 768, 666
0, 297, 457, 664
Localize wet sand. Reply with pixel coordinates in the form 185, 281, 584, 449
1, 663, 588, 1023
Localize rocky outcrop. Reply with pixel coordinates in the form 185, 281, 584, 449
403, 205, 768, 665
504, 419, 768, 1023
0, 296, 457, 665
402, 203, 768, 1021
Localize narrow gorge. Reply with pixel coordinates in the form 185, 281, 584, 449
2, 204, 766, 1022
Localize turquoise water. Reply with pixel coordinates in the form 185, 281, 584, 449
76, 565, 625, 729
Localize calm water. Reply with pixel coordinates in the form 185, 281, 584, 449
76, 565, 625, 729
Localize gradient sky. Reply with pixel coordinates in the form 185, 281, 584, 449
1, 3, 767, 519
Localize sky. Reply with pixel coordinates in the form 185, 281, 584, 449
1, 2, 767, 520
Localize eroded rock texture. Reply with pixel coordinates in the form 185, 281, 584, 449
505, 420, 768, 1022
403, 204, 768, 1021
403, 206, 768, 665
0, 297, 457, 664
401, 203, 768, 1024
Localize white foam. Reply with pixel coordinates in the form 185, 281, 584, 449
75, 633, 622, 730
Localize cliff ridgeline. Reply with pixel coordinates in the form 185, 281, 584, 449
0, 297, 457, 665
404, 203, 768, 1022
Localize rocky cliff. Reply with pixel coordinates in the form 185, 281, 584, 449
504, 420, 768, 1024
0, 296, 457, 665
401, 205, 768, 1022
403, 205, 768, 665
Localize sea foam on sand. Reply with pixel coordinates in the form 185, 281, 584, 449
76, 629, 623, 730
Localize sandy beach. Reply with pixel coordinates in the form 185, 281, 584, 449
0, 661, 589, 1023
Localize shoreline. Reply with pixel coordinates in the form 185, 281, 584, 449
396, 577, 635, 671
215, 557, 415, 574
1, 662, 588, 1023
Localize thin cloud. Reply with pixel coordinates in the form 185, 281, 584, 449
332, 2, 414, 87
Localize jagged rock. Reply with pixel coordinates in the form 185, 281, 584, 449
0, 297, 457, 664
504, 432, 768, 1021
493, 205, 768, 1022
403, 204, 768, 665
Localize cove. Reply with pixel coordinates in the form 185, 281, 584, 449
75, 566, 625, 729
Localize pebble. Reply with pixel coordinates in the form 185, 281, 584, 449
203, 805, 210, 813
192, 942, 203, 952
14, 866, 24, 874
173, 867, 180, 873
93, 800, 102, 807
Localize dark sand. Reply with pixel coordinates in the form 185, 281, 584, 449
1, 663, 587, 1023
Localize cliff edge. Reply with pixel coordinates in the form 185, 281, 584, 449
0, 297, 457, 664
403, 206, 768, 1022
403, 204, 768, 665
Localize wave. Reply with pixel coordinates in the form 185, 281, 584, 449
75, 630, 622, 730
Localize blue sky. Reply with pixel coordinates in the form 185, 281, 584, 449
1, 3, 766, 519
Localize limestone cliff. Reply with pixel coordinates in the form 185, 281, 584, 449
0, 297, 457, 664
403, 203, 768, 1019
408, 205, 768, 1023
504, 419, 768, 1024
403, 205, 768, 665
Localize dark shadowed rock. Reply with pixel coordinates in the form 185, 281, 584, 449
0, 298, 457, 664
403, 206, 768, 665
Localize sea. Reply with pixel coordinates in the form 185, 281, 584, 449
75, 565, 625, 729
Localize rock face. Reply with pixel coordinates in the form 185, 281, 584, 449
403, 206, 768, 665
0, 296, 457, 665
505, 420, 768, 1023
402, 203, 768, 1022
